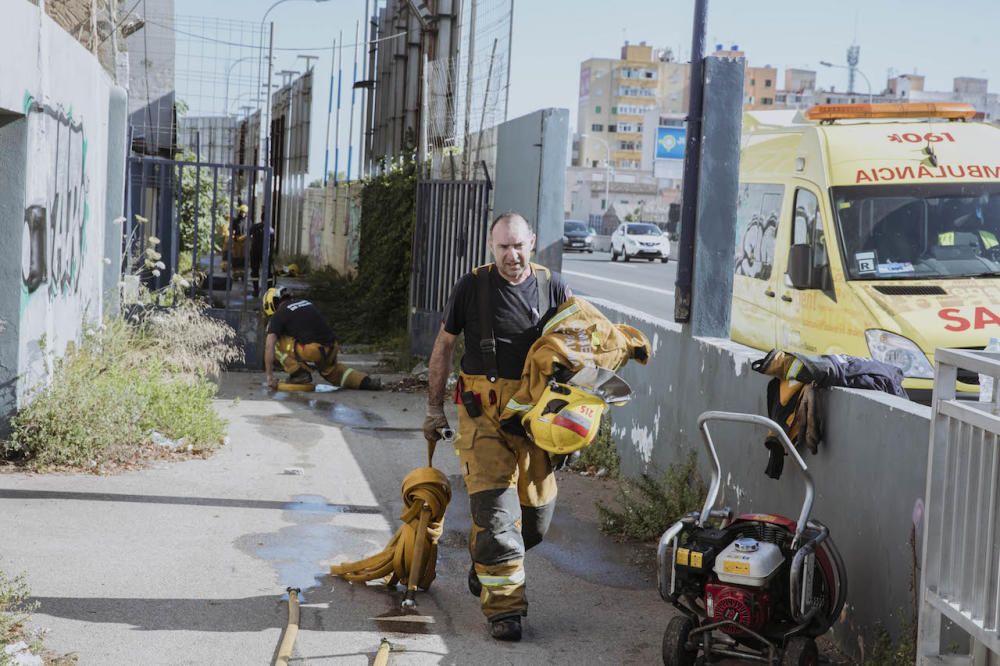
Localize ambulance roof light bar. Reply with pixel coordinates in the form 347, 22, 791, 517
804, 102, 977, 122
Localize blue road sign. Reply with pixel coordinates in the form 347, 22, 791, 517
655, 126, 686, 160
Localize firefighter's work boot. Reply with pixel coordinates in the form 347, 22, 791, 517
468, 563, 482, 598
490, 615, 522, 642
288, 369, 313, 385
360, 376, 383, 391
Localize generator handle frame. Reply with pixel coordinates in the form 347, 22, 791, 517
697, 411, 814, 543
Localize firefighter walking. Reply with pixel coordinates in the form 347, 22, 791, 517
423, 212, 571, 641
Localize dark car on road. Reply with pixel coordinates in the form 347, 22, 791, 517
563, 219, 594, 253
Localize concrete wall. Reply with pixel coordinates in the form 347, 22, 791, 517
296, 184, 358, 275
493, 108, 570, 271
0, 3, 127, 427
590, 297, 930, 660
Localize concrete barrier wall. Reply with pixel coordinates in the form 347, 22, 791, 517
589, 297, 930, 659
591, 234, 612, 252
297, 184, 358, 275
0, 3, 126, 428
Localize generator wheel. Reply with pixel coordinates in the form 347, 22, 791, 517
662, 616, 697, 666
781, 637, 818, 666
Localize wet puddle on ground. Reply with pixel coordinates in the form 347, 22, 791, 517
234, 494, 385, 594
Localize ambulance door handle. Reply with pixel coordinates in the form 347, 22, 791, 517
764, 289, 776, 298
781, 294, 793, 302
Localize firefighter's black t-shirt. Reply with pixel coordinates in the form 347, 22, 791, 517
443, 266, 569, 379
266, 299, 336, 345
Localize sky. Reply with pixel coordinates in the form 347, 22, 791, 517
172, 0, 1000, 182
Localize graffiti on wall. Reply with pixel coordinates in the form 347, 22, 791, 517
21, 96, 88, 297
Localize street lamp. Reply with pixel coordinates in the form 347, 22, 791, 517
224, 55, 258, 116
257, 0, 331, 166
819, 61, 873, 104
580, 133, 611, 212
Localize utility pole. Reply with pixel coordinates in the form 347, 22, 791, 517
461, 0, 477, 179
673, 0, 708, 323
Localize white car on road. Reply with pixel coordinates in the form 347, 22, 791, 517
610, 222, 670, 263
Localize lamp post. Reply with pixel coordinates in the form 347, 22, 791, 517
224, 56, 258, 116
819, 60, 873, 103
257, 0, 331, 167
580, 133, 611, 213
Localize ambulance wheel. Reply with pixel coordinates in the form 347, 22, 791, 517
781, 637, 818, 666
661, 257, 669, 263
623, 249, 631, 262
662, 616, 697, 666
611, 247, 619, 262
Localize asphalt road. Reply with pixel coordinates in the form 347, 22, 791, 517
561, 250, 677, 320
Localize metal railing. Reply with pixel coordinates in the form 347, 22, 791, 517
408, 178, 492, 355
918, 347, 1000, 663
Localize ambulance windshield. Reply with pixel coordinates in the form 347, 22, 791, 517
832, 183, 1000, 280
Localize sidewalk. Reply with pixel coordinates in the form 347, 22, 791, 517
0, 353, 672, 665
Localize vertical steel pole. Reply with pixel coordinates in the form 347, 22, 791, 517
334, 29, 344, 187
347, 20, 360, 183
323, 38, 336, 186
673, 0, 708, 323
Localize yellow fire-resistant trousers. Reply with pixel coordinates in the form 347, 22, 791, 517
456, 372, 558, 621
274, 336, 368, 389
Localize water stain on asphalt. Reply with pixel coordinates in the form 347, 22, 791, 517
234, 494, 387, 593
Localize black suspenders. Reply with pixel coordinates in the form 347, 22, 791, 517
475, 264, 551, 383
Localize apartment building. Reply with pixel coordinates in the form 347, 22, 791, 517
575, 41, 690, 171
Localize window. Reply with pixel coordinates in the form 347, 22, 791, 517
611, 106, 617, 114
607, 124, 617, 133
750, 78, 756, 86
762, 97, 773, 105
765, 79, 772, 87
734, 183, 784, 281
789, 188, 828, 283
595, 105, 602, 113
591, 124, 604, 132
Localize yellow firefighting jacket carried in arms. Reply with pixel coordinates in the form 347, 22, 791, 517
500, 296, 651, 426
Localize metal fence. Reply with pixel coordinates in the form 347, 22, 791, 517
408, 178, 492, 356
918, 347, 1000, 663
125, 155, 274, 366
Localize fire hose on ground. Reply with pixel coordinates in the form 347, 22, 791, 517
330, 432, 453, 607
274, 587, 301, 666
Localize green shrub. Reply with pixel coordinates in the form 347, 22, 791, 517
305, 159, 416, 345
571, 414, 619, 477
597, 450, 706, 541
3, 302, 237, 470
0, 565, 37, 663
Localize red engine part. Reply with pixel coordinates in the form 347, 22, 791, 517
705, 583, 770, 635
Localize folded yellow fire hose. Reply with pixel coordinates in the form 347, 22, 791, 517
330, 435, 452, 606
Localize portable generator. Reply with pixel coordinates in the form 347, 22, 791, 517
657, 412, 847, 665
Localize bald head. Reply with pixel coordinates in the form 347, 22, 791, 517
489, 212, 535, 284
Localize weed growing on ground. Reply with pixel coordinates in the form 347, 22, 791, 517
864, 617, 916, 666
597, 450, 706, 541
2, 302, 236, 470
0, 565, 38, 665
571, 415, 619, 477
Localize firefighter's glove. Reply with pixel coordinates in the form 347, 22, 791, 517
423, 405, 450, 443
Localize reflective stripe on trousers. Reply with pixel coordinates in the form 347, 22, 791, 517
457, 372, 557, 620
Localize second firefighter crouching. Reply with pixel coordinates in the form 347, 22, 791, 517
262, 286, 382, 391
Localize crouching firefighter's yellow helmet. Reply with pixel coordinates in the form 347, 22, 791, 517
262, 286, 288, 317
523, 367, 632, 455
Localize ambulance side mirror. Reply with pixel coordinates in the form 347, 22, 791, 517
787, 243, 814, 289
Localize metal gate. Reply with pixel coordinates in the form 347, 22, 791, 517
125, 155, 273, 367
918, 347, 1000, 663
408, 179, 492, 356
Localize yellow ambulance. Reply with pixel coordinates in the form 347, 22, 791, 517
730, 103, 1000, 397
